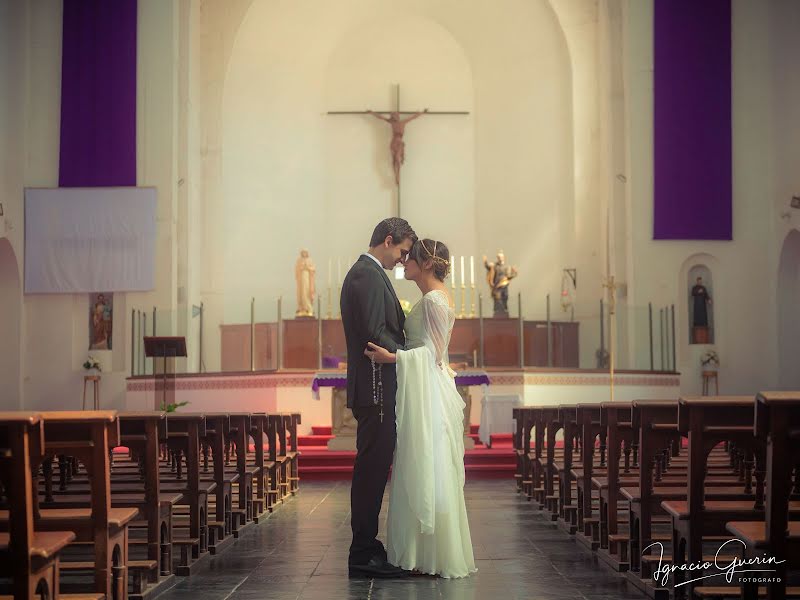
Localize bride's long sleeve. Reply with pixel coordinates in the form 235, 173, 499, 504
421, 293, 452, 367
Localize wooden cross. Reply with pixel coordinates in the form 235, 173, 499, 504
327, 84, 469, 216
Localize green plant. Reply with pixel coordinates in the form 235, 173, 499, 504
160, 401, 190, 413
82, 356, 101, 371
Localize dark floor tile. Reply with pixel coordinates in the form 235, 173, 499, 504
158, 480, 649, 600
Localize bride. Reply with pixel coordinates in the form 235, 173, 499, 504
365, 238, 477, 579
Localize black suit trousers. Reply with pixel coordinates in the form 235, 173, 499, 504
348, 400, 397, 565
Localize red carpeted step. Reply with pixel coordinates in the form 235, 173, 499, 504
470, 424, 479, 434
312, 425, 333, 435
298, 435, 333, 446
298, 431, 516, 480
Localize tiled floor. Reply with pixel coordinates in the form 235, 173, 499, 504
160, 480, 646, 600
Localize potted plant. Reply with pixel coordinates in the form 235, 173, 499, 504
82, 355, 102, 375
160, 400, 190, 413
700, 349, 719, 372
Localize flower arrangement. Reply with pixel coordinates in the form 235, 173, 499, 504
399, 299, 412, 316
160, 401, 190, 413
82, 356, 102, 372
700, 350, 719, 368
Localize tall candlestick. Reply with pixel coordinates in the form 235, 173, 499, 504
328, 258, 332, 288
470, 256, 475, 286
450, 261, 456, 288
470, 283, 476, 318
460, 256, 465, 287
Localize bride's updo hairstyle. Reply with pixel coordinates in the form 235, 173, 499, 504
409, 238, 451, 282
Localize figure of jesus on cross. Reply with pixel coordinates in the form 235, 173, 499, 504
328, 84, 468, 216
366, 108, 429, 185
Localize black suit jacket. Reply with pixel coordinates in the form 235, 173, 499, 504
340, 255, 405, 409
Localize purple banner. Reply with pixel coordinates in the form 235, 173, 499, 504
59, 0, 137, 187
653, 0, 731, 240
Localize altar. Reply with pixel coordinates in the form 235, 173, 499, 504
220, 317, 579, 371
125, 368, 681, 437
311, 370, 491, 451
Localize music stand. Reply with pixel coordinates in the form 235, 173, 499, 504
144, 336, 187, 410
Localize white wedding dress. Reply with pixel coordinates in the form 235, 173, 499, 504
387, 290, 477, 578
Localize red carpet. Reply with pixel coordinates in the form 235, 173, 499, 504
297, 425, 516, 480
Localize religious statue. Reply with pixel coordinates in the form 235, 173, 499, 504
691, 276, 712, 343
295, 249, 316, 318
367, 109, 428, 185
484, 251, 518, 318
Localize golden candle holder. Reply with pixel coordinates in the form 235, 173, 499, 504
326, 286, 333, 319
469, 284, 476, 318
459, 284, 467, 319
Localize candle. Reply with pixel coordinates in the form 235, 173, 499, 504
328, 258, 332, 288
460, 256, 465, 287
337, 258, 342, 282
450, 261, 456, 287
470, 256, 475, 286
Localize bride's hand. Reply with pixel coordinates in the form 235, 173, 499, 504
364, 342, 396, 364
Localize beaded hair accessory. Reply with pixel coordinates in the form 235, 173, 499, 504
420, 240, 450, 270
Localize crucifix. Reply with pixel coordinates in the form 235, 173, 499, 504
327, 84, 469, 216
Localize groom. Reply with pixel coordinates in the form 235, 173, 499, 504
341, 217, 416, 578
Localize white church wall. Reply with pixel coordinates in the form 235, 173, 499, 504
17, 0, 188, 410
622, 0, 798, 395
768, 1, 800, 391
18, 0, 81, 412
205, 0, 576, 368
0, 1, 27, 410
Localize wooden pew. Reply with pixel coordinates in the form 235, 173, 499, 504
519, 407, 536, 501
661, 397, 768, 597
595, 402, 635, 571
40, 411, 181, 597
624, 400, 681, 584
270, 415, 289, 503
248, 413, 269, 521
162, 413, 211, 573
555, 405, 579, 534
116, 412, 177, 595
284, 413, 301, 495
200, 413, 233, 549
540, 407, 563, 519
0, 413, 83, 600
572, 404, 604, 549
512, 407, 525, 493
228, 413, 256, 532
717, 392, 800, 600
20, 411, 139, 599
529, 407, 547, 506
266, 415, 280, 509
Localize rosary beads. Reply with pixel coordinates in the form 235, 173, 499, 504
370, 355, 384, 423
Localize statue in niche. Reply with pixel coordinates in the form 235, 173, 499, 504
295, 249, 316, 318
367, 109, 428, 185
691, 276, 712, 343
484, 251, 518, 318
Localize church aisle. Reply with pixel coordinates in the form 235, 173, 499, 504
158, 480, 646, 600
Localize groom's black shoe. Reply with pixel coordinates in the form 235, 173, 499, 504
348, 556, 409, 579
